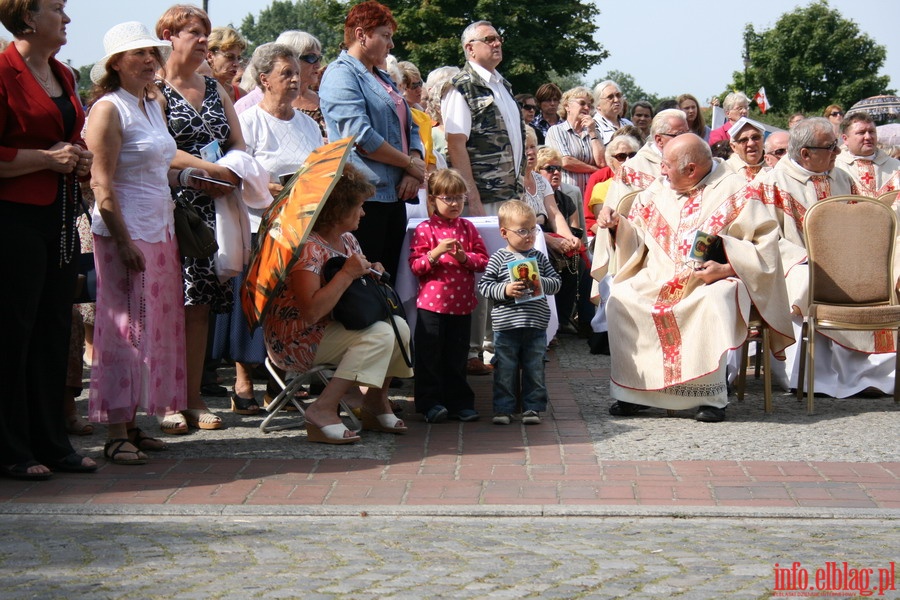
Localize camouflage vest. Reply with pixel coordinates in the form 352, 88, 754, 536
450, 63, 524, 204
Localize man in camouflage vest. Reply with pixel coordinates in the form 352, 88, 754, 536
442, 20, 524, 216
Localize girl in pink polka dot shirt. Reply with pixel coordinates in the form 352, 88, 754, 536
408, 169, 489, 423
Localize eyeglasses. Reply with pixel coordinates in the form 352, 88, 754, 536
214, 50, 241, 63
570, 99, 593, 108
540, 165, 562, 173
829, 111, 844, 117
408, 81, 424, 89
767, 148, 787, 157
612, 152, 637, 162
659, 131, 689, 138
520, 104, 537, 111
432, 194, 467, 205
804, 140, 839, 152
298, 53, 322, 64
469, 35, 503, 46
733, 133, 763, 145
602, 93, 623, 101
508, 226, 540, 238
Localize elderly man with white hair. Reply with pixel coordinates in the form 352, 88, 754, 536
604, 108, 689, 211
755, 117, 895, 399
594, 133, 792, 422
763, 131, 789, 168
592, 80, 632, 145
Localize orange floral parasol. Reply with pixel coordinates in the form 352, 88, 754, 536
241, 135, 356, 332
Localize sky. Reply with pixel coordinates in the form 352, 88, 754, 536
3, 0, 896, 109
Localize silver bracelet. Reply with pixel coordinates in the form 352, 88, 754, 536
178, 167, 198, 187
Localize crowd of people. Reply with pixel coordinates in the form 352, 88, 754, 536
2, 0, 898, 479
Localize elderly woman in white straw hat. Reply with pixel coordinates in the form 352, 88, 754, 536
84, 21, 206, 464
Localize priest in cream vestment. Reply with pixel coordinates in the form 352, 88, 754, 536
594, 134, 793, 422
756, 117, 894, 397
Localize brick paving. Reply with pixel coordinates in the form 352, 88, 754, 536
1, 338, 897, 514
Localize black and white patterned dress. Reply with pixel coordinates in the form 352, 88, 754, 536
161, 76, 232, 313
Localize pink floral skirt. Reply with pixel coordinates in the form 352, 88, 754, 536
89, 233, 187, 424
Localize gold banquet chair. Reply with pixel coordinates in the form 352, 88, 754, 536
876, 190, 898, 207
735, 306, 773, 412
796, 195, 900, 414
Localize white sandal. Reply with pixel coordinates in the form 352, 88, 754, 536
158, 412, 188, 435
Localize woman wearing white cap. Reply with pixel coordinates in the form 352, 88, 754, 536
85, 21, 204, 464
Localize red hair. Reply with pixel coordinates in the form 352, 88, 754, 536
343, 1, 397, 48
156, 4, 211, 39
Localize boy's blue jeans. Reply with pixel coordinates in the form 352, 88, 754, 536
490, 327, 548, 414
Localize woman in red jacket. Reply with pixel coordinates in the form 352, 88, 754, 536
0, 0, 97, 479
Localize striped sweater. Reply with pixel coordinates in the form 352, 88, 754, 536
477, 248, 561, 331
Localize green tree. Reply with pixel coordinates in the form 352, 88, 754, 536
591, 70, 660, 107
240, 0, 345, 58
729, 1, 893, 115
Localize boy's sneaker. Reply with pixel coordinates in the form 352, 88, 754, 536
492, 414, 511, 425
522, 410, 541, 425
425, 405, 448, 423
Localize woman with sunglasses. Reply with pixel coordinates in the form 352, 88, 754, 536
206, 26, 247, 104
823, 104, 844, 137
211, 43, 326, 416
398, 60, 438, 175
275, 30, 326, 141
515, 93, 543, 145
585, 131, 641, 234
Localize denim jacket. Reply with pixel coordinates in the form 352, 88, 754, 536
320, 50, 423, 203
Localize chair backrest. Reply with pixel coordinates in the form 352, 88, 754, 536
617, 191, 640, 217
877, 190, 898, 207
804, 195, 899, 306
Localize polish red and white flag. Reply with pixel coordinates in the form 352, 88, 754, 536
754, 87, 771, 114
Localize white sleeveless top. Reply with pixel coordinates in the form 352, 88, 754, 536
522, 171, 552, 220
91, 88, 177, 243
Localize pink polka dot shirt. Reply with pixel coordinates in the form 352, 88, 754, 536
408, 214, 489, 315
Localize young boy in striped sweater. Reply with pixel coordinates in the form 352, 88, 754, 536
477, 201, 561, 425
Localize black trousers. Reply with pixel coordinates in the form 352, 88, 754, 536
0, 200, 78, 466
352, 200, 407, 284
413, 310, 473, 414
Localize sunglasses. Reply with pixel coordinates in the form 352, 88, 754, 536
299, 53, 322, 64
829, 111, 844, 117
734, 134, 763, 145
804, 139, 839, 152
612, 152, 637, 162
540, 165, 562, 173
470, 35, 503, 45
521, 104, 537, 111
768, 148, 787, 157
409, 81, 424, 89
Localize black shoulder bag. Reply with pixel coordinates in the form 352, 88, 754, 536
322, 256, 413, 367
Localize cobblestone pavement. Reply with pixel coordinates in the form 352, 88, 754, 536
1, 514, 896, 600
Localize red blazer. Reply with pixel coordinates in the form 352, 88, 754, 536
0, 43, 85, 206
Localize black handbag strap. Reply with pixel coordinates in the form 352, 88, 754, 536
373, 280, 414, 368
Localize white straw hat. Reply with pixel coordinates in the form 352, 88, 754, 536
90, 21, 172, 84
